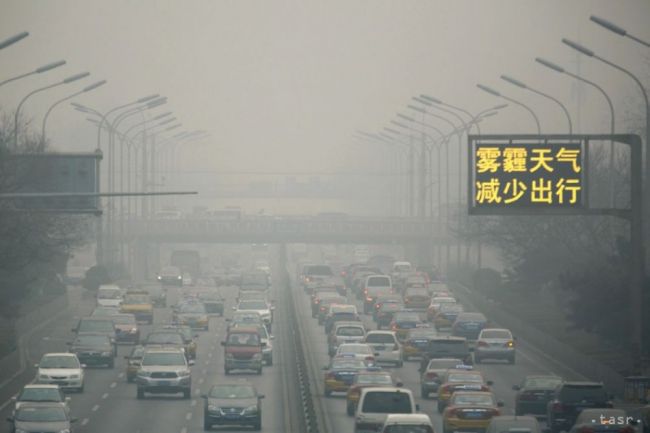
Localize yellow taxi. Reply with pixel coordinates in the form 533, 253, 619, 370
434, 303, 465, 329
442, 391, 503, 433
323, 356, 368, 397
402, 327, 438, 360
437, 368, 493, 413
124, 345, 145, 382
390, 311, 427, 341
120, 290, 154, 324
345, 369, 400, 416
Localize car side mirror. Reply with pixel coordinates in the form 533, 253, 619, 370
261, 342, 267, 347
232, 306, 237, 311
512, 385, 521, 391
396, 381, 404, 388
270, 335, 275, 340
259, 394, 265, 399
34, 363, 39, 368
81, 364, 87, 368
188, 360, 195, 366
497, 400, 504, 407
10, 397, 16, 402
71, 328, 76, 332
194, 334, 199, 338
486, 380, 494, 386
71, 418, 79, 423
415, 403, 420, 412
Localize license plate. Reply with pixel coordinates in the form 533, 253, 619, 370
158, 380, 171, 386
374, 345, 386, 350
225, 413, 240, 419
464, 411, 484, 419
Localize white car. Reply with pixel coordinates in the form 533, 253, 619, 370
96, 284, 123, 308
364, 331, 403, 367
335, 343, 376, 365
35, 353, 85, 392
381, 414, 434, 433
475, 328, 516, 364
355, 387, 419, 433
234, 299, 274, 330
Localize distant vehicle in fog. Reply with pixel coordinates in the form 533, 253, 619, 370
155, 209, 182, 219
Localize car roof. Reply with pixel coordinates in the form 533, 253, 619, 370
366, 330, 396, 336
143, 347, 185, 354
42, 352, 77, 357
384, 413, 433, 425
360, 386, 413, 395
228, 326, 261, 334
431, 336, 467, 342
334, 321, 364, 328
23, 384, 61, 389
15, 401, 68, 409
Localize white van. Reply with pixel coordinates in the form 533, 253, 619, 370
96, 284, 123, 308
355, 387, 419, 433
381, 414, 434, 433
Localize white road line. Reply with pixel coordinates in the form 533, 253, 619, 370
204, 360, 209, 365
101, 393, 108, 399
194, 389, 201, 396
191, 399, 197, 407
81, 418, 89, 426
180, 428, 188, 433
92, 404, 100, 412
110, 382, 117, 388
198, 378, 204, 385
208, 353, 213, 359
117, 373, 124, 378
202, 369, 207, 375
0, 393, 19, 412
185, 412, 192, 420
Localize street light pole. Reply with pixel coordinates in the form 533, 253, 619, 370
0, 60, 66, 88
590, 15, 650, 48
0, 31, 29, 50
477, 84, 542, 134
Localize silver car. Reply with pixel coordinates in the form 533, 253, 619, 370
474, 328, 516, 364
364, 331, 403, 367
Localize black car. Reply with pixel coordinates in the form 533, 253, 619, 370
199, 292, 225, 316
202, 382, 264, 431
67, 333, 115, 367
419, 336, 473, 371
546, 382, 612, 433
514, 375, 563, 416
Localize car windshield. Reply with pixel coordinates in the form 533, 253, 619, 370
98, 288, 121, 299
361, 391, 412, 413
338, 344, 371, 354
209, 385, 256, 399
141, 352, 186, 366
560, 385, 608, 401
394, 264, 411, 272
91, 307, 120, 316
523, 377, 563, 389
433, 297, 456, 304
18, 388, 62, 402
179, 303, 206, 314
481, 330, 512, 339
227, 333, 260, 346
406, 288, 428, 296
365, 333, 395, 344
337, 327, 364, 336
306, 265, 333, 276
357, 374, 393, 385
39, 355, 79, 369
147, 333, 183, 345
452, 393, 495, 406
395, 313, 420, 322
428, 359, 462, 369
380, 303, 403, 312
78, 320, 113, 333
165, 327, 192, 341
440, 304, 463, 313
368, 276, 390, 286
384, 426, 434, 433
331, 359, 365, 369
112, 315, 136, 325
448, 373, 483, 383
74, 335, 109, 346
124, 294, 149, 304
15, 406, 67, 422
239, 301, 267, 310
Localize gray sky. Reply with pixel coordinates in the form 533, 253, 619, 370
1, 0, 649, 202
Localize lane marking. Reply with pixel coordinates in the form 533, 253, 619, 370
198, 378, 204, 385
185, 412, 192, 420
0, 393, 19, 412
181, 428, 188, 433
202, 369, 207, 375
92, 404, 99, 412
109, 381, 117, 388
81, 418, 89, 426
101, 393, 108, 399
117, 373, 124, 379
191, 399, 197, 407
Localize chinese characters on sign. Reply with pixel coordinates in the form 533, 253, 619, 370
471, 142, 584, 212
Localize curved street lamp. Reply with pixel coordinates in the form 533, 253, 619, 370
0, 31, 29, 50
477, 83, 541, 134
590, 15, 650, 48
0, 59, 66, 88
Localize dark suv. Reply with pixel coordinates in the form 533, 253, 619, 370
546, 382, 612, 433
419, 336, 473, 371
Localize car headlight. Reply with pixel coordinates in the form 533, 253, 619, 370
207, 404, 220, 412
252, 353, 262, 361
69, 374, 80, 379
242, 405, 258, 414
157, 276, 162, 280
178, 369, 191, 377
138, 370, 152, 377
130, 327, 138, 333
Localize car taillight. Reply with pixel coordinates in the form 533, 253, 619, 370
578, 427, 594, 433
440, 384, 450, 393
366, 297, 373, 302
341, 271, 347, 277
320, 306, 326, 311
326, 372, 336, 379
375, 304, 381, 309
391, 324, 397, 331
551, 401, 564, 412
365, 356, 375, 361
490, 408, 501, 416
477, 341, 489, 347
426, 372, 438, 380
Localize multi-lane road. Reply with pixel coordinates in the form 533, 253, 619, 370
1, 249, 593, 433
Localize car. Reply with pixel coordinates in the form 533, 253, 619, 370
96, 284, 123, 307
420, 336, 473, 368
173, 302, 210, 330
198, 290, 225, 316
546, 382, 613, 433
111, 313, 139, 344
363, 275, 393, 313
354, 386, 419, 433
232, 322, 274, 365
419, 358, 464, 398
67, 333, 115, 368
364, 331, 403, 367
567, 409, 636, 433
302, 264, 334, 293
429, 281, 449, 297
317, 294, 348, 324
486, 415, 543, 433
373, 293, 403, 314
35, 353, 85, 392
335, 343, 377, 365
324, 304, 360, 334
513, 375, 563, 416
221, 327, 264, 374
381, 414, 434, 433
234, 299, 273, 331
311, 290, 342, 316
12, 385, 69, 414
402, 327, 438, 360
437, 368, 493, 413
157, 265, 183, 286
347, 370, 402, 416
72, 317, 117, 354
390, 311, 427, 341
474, 328, 516, 364
239, 271, 270, 292
202, 382, 264, 431
143, 330, 187, 355
227, 311, 264, 332
403, 287, 431, 310
120, 290, 154, 324
442, 391, 503, 433
426, 296, 457, 321
161, 325, 198, 359
323, 357, 368, 397
136, 347, 193, 399
376, 302, 405, 330
141, 284, 167, 307
124, 345, 146, 382
328, 321, 367, 356
7, 402, 77, 433
433, 303, 465, 329
452, 312, 489, 342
